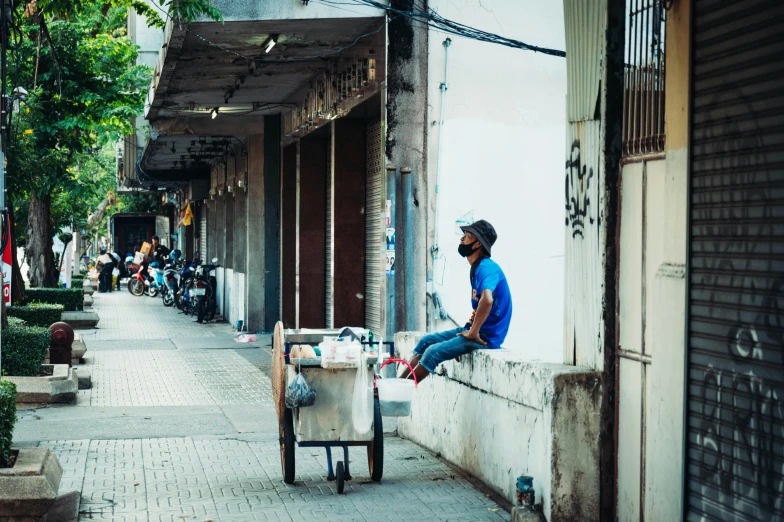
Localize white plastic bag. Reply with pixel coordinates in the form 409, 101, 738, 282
112, 267, 120, 277
352, 363, 373, 435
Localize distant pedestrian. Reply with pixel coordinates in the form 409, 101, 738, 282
96, 249, 114, 293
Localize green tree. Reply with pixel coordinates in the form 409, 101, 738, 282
8, 2, 221, 290
8, 5, 149, 288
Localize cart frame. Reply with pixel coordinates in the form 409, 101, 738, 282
273, 324, 394, 494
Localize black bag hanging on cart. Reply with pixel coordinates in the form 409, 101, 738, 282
285, 372, 316, 408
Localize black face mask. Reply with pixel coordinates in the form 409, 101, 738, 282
458, 240, 478, 258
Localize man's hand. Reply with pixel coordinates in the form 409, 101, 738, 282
457, 329, 487, 345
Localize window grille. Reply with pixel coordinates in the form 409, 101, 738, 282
623, 0, 668, 156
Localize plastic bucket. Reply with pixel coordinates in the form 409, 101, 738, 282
377, 378, 415, 417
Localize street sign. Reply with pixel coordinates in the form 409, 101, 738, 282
3, 218, 11, 306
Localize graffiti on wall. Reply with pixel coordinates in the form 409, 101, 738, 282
689, 88, 784, 521
565, 139, 595, 238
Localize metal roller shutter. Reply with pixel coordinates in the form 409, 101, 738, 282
365, 117, 383, 336
326, 124, 334, 328
686, 2, 784, 521
200, 207, 208, 263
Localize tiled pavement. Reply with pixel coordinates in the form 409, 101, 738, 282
16, 291, 508, 521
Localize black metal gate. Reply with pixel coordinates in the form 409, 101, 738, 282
686, 1, 784, 521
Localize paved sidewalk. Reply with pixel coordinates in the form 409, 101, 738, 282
14, 291, 508, 522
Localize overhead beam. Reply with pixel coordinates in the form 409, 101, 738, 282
152, 116, 265, 136
146, 20, 188, 120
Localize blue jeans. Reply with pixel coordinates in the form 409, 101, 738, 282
412, 327, 485, 373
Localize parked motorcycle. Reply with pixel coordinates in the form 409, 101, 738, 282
163, 250, 183, 308
191, 257, 221, 324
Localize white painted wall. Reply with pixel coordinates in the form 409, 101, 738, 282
129, 1, 164, 143
426, 0, 567, 362
396, 332, 602, 521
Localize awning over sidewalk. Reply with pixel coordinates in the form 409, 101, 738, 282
139, 15, 385, 179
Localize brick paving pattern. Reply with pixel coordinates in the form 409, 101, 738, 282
24, 291, 507, 521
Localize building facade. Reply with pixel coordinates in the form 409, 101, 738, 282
118, 0, 783, 520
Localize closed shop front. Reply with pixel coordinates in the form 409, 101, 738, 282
686, 2, 784, 520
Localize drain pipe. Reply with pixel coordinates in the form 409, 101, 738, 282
400, 167, 415, 331
429, 38, 452, 331
385, 164, 397, 340
431, 37, 452, 265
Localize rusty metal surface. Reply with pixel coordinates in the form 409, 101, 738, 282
282, 144, 297, 328
333, 118, 367, 328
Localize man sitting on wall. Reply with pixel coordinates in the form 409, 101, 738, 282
401, 220, 513, 382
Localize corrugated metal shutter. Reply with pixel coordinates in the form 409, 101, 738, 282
326, 124, 334, 328
686, 2, 784, 521
200, 207, 208, 263
365, 117, 383, 335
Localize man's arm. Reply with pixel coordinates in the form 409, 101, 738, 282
458, 289, 493, 345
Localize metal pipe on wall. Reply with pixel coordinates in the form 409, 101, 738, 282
385, 165, 397, 339
431, 38, 451, 264
400, 167, 415, 330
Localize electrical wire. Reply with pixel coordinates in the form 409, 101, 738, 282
324, 0, 566, 57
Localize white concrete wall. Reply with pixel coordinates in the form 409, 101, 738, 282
425, 0, 567, 363
395, 332, 601, 521
129, 2, 164, 144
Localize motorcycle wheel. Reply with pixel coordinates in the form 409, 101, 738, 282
129, 279, 145, 297
148, 285, 159, 298
163, 291, 174, 307
206, 297, 217, 322
196, 298, 206, 324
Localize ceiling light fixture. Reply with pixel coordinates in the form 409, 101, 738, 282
211, 107, 219, 119
263, 35, 278, 53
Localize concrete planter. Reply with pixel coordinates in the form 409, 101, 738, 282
60, 312, 99, 329
82, 295, 93, 309
0, 448, 63, 521
4, 365, 78, 404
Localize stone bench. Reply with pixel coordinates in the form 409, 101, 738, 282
82, 281, 95, 296
3, 364, 78, 403
395, 332, 601, 522
83, 294, 93, 308
61, 311, 99, 329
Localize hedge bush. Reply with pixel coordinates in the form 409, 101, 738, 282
7, 317, 26, 327
70, 275, 85, 284
23, 288, 82, 311
7, 303, 63, 328
0, 380, 16, 467
0, 325, 50, 377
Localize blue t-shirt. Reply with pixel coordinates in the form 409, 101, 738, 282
470, 258, 513, 348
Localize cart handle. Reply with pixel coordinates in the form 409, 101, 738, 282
379, 358, 418, 387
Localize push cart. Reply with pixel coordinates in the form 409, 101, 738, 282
271, 322, 395, 494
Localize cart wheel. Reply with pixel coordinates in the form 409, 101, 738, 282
367, 397, 384, 482
280, 409, 296, 484
336, 461, 345, 494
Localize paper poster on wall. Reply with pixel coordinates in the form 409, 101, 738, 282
385, 200, 392, 227
385, 250, 395, 276
385, 227, 395, 250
